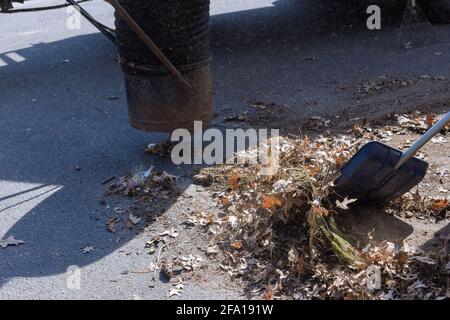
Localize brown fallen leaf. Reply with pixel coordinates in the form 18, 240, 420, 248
431, 199, 448, 211
106, 218, 119, 233
352, 124, 365, 137
303, 164, 321, 176
288, 247, 306, 276
125, 219, 134, 229
425, 114, 434, 127
261, 284, 274, 300
230, 240, 243, 250
312, 206, 330, 217
229, 174, 240, 191
219, 196, 231, 207
333, 155, 347, 167
160, 259, 174, 279
262, 195, 283, 210
205, 213, 214, 225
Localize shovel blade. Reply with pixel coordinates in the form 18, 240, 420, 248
333, 141, 428, 202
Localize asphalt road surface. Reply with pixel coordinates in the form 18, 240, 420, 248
1, 0, 450, 299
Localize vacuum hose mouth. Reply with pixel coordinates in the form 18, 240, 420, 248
115, 0, 213, 132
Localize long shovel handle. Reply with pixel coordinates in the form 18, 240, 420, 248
395, 112, 450, 169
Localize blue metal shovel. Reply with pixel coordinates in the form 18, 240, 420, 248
333, 112, 450, 202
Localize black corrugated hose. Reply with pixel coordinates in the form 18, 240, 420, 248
115, 0, 211, 68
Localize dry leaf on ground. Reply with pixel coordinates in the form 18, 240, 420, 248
335, 197, 358, 210
0, 236, 25, 249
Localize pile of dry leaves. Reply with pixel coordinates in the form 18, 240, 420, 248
190, 111, 449, 299
107, 166, 180, 199
106, 111, 449, 299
